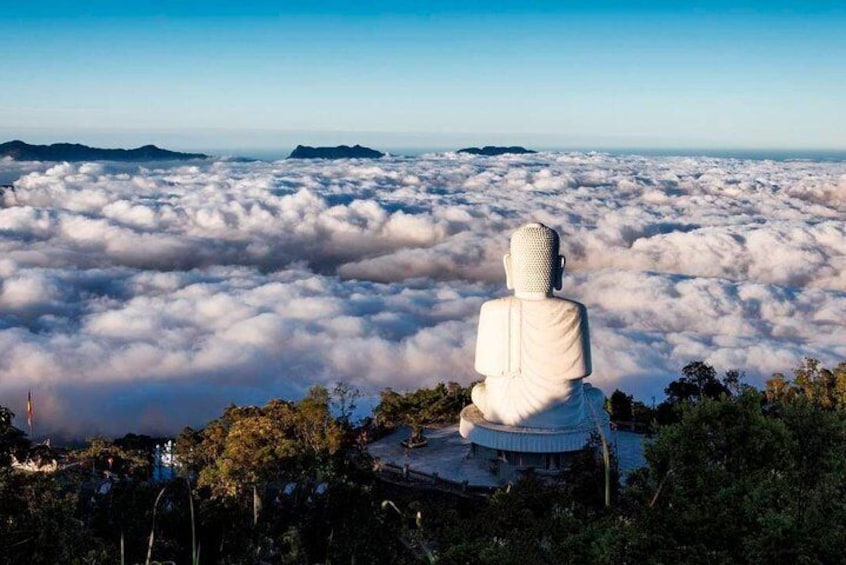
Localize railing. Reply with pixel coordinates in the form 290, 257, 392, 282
610, 420, 651, 433
372, 459, 499, 496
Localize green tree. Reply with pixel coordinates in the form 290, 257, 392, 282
743, 396, 846, 562
607, 389, 633, 423
0, 406, 30, 467
834, 361, 846, 407
765, 358, 846, 412
613, 384, 846, 563
656, 361, 731, 425
676, 361, 729, 401
77, 436, 151, 479
373, 382, 472, 445
0, 470, 111, 564
722, 368, 747, 396
179, 386, 344, 500
764, 372, 794, 405
630, 399, 655, 427
793, 356, 838, 408
330, 381, 362, 430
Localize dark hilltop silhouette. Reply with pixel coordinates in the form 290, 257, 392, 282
288, 144, 385, 159
458, 145, 536, 156
0, 140, 208, 161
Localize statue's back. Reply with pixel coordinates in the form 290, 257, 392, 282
475, 296, 591, 382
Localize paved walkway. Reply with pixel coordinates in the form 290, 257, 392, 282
368, 425, 649, 488
367, 425, 504, 488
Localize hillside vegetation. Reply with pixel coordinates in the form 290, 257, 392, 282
1, 358, 845, 563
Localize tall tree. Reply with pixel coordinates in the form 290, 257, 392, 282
0, 406, 30, 467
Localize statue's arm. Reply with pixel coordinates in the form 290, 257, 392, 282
474, 300, 508, 377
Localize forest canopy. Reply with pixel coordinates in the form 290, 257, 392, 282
1, 358, 845, 563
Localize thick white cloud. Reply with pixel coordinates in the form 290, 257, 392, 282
0, 152, 844, 437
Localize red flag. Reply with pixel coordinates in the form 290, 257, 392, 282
26, 390, 33, 431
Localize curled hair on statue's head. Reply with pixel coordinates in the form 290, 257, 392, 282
504, 222, 566, 296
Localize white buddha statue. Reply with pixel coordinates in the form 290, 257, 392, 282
470, 222, 603, 428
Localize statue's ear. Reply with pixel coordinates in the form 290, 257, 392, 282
504, 254, 514, 289
554, 255, 565, 290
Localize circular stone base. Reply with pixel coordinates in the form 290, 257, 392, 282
459, 404, 608, 453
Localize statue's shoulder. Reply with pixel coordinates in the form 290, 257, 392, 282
550, 296, 587, 311
480, 296, 517, 316
482, 296, 585, 309
528, 297, 588, 320
481, 297, 587, 322
480, 296, 515, 311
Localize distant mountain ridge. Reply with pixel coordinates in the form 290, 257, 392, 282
458, 146, 536, 156
288, 144, 385, 159
0, 140, 208, 161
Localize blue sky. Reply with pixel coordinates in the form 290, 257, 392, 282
2, 1, 844, 152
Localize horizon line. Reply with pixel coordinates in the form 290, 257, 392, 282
4, 138, 846, 162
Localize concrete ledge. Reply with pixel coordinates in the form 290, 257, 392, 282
367, 425, 505, 488
459, 404, 608, 453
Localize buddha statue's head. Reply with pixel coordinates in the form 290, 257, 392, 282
504, 222, 565, 297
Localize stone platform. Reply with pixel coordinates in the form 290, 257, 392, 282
367, 425, 503, 488
459, 404, 608, 453
367, 424, 643, 488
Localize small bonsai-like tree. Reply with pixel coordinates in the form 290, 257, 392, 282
374, 382, 471, 448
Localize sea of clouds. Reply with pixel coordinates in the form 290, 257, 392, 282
1, 152, 845, 437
